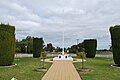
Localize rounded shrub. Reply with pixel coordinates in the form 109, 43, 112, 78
84, 39, 97, 58
0, 24, 15, 66
110, 25, 120, 65
33, 37, 44, 58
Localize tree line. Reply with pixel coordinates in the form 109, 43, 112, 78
15, 36, 87, 54
16, 36, 64, 53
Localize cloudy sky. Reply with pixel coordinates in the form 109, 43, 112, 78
1, 0, 120, 49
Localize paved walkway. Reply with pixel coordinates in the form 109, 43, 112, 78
41, 61, 82, 80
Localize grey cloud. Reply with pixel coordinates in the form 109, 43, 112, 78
1, 0, 120, 49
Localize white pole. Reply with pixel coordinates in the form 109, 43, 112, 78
62, 31, 64, 55
62, 9, 64, 55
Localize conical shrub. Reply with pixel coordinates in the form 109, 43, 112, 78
0, 24, 15, 66
110, 25, 120, 65
33, 37, 44, 58
84, 39, 97, 58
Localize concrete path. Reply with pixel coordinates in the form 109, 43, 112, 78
41, 61, 82, 80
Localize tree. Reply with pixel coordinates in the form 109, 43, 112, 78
84, 39, 97, 58
33, 37, 44, 58
16, 36, 33, 53
77, 43, 84, 52
20, 42, 27, 53
25, 36, 33, 53
77, 52, 86, 69
0, 24, 15, 66
44, 43, 55, 52
55, 47, 62, 52
110, 25, 120, 65
67, 42, 84, 53
40, 52, 47, 68
68, 45, 78, 53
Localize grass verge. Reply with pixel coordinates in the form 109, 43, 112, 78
0, 57, 52, 80
74, 57, 120, 80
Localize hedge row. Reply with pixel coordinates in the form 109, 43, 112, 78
33, 37, 44, 58
84, 39, 97, 58
0, 24, 15, 66
110, 25, 120, 65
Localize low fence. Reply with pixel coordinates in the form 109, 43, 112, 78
15, 52, 113, 58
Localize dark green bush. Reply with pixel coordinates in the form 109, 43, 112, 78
33, 37, 44, 58
0, 24, 15, 66
110, 25, 120, 65
84, 39, 97, 58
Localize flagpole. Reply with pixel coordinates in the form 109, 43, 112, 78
62, 9, 64, 55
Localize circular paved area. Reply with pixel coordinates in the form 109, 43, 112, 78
44, 58, 86, 63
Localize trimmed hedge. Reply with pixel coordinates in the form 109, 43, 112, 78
84, 39, 97, 58
0, 24, 15, 66
110, 25, 120, 65
33, 37, 44, 58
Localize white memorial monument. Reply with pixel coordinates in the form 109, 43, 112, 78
53, 9, 73, 61
53, 31, 73, 61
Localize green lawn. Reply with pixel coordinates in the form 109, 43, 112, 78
1, 57, 120, 80
0, 58, 52, 80
74, 57, 120, 80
